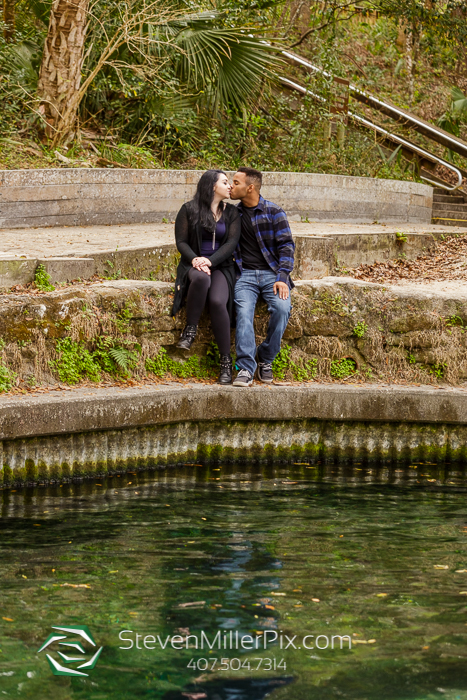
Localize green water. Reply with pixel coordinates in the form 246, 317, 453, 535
1, 462, 467, 700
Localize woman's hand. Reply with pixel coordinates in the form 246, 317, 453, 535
192, 257, 212, 275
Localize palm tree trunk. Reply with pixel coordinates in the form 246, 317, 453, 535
37, 0, 89, 145
3, 0, 15, 41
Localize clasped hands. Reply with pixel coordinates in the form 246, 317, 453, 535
192, 257, 212, 275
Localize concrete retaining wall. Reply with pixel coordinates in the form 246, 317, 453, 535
0, 231, 437, 289
2, 383, 467, 486
0, 169, 433, 229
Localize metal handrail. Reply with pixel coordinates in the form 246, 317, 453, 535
282, 50, 467, 162
280, 77, 463, 191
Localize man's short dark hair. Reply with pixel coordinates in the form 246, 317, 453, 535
237, 167, 262, 191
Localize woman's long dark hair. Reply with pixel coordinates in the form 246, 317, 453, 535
187, 169, 226, 232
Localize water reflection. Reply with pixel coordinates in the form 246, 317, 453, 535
1, 462, 467, 699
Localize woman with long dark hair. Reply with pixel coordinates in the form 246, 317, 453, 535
172, 170, 241, 384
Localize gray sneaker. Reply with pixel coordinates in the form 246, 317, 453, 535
257, 361, 273, 384
233, 369, 253, 387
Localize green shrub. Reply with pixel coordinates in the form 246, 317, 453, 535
330, 358, 357, 379
93, 336, 140, 377
272, 345, 318, 382
34, 264, 55, 292
353, 320, 367, 338
291, 358, 318, 382
0, 361, 16, 392
50, 338, 101, 384
272, 345, 292, 380
145, 346, 218, 380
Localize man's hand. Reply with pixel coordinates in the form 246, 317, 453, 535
273, 281, 289, 300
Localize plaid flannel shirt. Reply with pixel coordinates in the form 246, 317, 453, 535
235, 196, 295, 288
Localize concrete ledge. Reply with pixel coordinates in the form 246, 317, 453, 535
1, 383, 467, 441
0, 169, 433, 229
0, 227, 438, 289
38, 257, 95, 284
2, 383, 467, 486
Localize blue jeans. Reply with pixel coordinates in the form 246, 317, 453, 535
234, 269, 291, 376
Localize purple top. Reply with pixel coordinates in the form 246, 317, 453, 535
200, 219, 226, 258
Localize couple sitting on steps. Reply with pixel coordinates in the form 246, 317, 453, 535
171, 167, 295, 387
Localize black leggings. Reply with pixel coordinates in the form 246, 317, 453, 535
186, 268, 231, 355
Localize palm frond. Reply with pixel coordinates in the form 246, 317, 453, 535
174, 25, 282, 111
451, 87, 467, 117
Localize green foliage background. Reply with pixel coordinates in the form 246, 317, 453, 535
1, 0, 467, 177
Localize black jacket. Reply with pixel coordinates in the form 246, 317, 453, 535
171, 202, 241, 323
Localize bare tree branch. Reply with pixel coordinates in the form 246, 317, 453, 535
288, 4, 360, 49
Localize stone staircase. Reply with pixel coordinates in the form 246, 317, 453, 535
432, 187, 467, 226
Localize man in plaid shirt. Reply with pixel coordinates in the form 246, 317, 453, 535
230, 167, 295, 387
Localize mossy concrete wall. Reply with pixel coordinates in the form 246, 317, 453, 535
2, 383, 467, 486
0, 169, 432, 229
2, 276, 467, 386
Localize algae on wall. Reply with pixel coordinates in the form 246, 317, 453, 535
1, 417, 466, 487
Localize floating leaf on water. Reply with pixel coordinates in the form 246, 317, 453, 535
178, 601, 206, 608
311, 598, 320, 603
376, 593, 388, 597
455, 569, 467, 573
2, 617, 14, 622
459, 591, 467, 595
434, 565, 449, 570
270, 592, 286, 596
60, 583, 91, 589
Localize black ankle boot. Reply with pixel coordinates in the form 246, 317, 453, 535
176, 324, 197, 350
219, 354, 232, 385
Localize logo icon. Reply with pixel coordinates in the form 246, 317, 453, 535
37, 625, 103, 677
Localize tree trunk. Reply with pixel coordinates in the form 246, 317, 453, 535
3, 0, 15, 42
37, 0, 89, 145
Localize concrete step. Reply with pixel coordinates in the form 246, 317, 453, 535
432, 213, 467, 226
432, 209, 467, 221
433, 187, 464, 195
432, 202, 467, 213
0, 229, 441, 290
433, 194, 465, 204
0, 257, 95, 288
